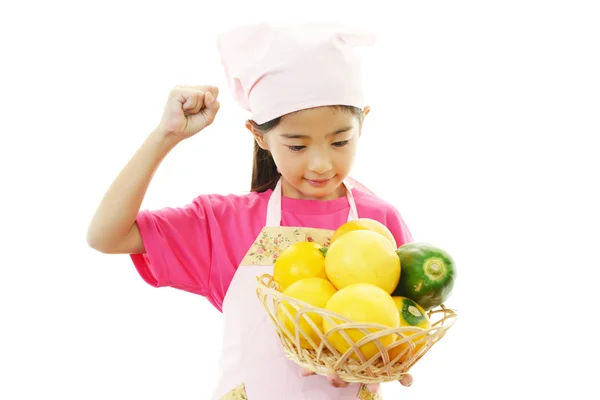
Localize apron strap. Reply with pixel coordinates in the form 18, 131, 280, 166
265, 179, 283, 227
265, 178, 359, 227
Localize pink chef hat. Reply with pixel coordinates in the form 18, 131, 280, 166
216, 22, 376, 124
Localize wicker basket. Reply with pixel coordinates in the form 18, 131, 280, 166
255, 273, 457, 384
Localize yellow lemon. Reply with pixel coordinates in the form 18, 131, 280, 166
330, 218, 397, 248
325, 230, 400, 294
322, 283, 400, 361
273, 241, 327, 291
277, 278, 338, 349
388, 296, 431, 363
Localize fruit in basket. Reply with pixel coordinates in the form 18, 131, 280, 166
273, 242, 327, 291
277, 278, 338, 349
325, 230, 400, 294
330, 218, 397, 248
391, 243, 456, 310
388, 296, 431, 363
322, 283, 400, 360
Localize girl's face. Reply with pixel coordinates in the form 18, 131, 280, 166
249, 106, 369, 200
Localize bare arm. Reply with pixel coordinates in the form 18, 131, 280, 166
86, 85, 220, 254
86, 131, 178, 254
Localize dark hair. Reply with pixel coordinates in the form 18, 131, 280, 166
249, 105, 365, 192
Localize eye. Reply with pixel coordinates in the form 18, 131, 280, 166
287, 145, 306, 152
332, 140, 349, 148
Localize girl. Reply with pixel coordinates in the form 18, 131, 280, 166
87, 22, 414, 399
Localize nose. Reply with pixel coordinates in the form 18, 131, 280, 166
307, 148, 332, 175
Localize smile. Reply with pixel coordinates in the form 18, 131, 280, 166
304, 177, 333, 187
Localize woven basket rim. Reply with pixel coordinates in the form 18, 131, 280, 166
255, 273, 458, 383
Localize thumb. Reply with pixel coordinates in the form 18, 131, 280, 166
399, 374, 413, 387
204, 91, 220, 110
300, 368, 315, 377
366, 383, 380, 393
198, 92, 220, 127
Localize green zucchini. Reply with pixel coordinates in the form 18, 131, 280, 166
391, 243, 456, 310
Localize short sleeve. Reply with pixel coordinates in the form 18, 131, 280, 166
348, 178, 414, 247
386, 207, 414, 247
130, 198, 212, 297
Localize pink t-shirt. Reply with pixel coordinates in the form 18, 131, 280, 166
130, 187, 413, 312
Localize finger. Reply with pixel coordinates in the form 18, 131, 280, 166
399, 373, 413, 387
200, 94, 220, 125
326, 373, 349, 388
204, 91, 219, 110
300, 368, 315, 377
184, 92, 205, 114
366, 383, 380, 393
173, 89, 205, 115
207, 86, 219, 98
176, 85, 219, 99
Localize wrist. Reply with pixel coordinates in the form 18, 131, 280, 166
148, 128, 181, 152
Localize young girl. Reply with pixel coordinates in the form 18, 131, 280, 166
87, 22, 415, 399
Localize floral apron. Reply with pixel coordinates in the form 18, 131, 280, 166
211, 179, 381, 399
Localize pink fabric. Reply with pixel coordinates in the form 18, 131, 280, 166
216, 22, 376, 124
130, 187, 413, 313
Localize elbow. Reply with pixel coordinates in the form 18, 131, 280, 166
86, 229, 110, 254
86, 235, 104, 253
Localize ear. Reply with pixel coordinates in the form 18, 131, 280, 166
245, 120, 269, 150
358, 105, 371, 137
363, 105, 371, 117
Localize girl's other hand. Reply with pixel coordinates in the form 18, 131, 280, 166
300, 368, 413, 392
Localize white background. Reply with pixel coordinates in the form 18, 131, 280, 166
1, 0, 599, 399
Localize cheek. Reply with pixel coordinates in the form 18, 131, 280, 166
270, 148, 301, 173
334, 144, 358, 167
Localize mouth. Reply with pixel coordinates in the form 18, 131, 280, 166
304, 177, 334, 187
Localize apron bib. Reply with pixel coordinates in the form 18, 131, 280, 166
211, 179, 382, 400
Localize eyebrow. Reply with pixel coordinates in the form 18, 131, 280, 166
280, 126, 353, 139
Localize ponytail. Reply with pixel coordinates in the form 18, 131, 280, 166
251, 139, 281, 192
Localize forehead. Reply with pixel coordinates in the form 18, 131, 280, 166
277, 106, 357, 133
